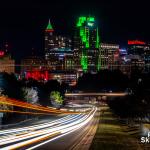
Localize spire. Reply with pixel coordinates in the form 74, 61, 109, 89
45, 19, 54, 32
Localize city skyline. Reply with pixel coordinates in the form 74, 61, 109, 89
0, 0, 150, 61
0, 2, 150, 149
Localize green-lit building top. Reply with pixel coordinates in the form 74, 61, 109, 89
46, 19, 54, 32
75, 16, 100, 72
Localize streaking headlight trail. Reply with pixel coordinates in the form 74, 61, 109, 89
0, 106, 97, 150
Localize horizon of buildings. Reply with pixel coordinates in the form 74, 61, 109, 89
0, 16, 150, 85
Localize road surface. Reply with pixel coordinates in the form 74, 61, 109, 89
0, 106, 98, 150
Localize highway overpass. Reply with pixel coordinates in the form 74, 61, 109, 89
65, 92, 128, 97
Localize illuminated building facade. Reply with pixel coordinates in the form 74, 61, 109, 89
127, 40, 150, 72
21, 56, 48, 81
128, 40, 146, 56
49, 71, 77, 86
44, 19, 73, 71
100, 43, 120, 70
21, 56, 76, 83
25, 71, 49, 81
74, 16, 100, 73
144, 43, 150, 72
118, 48, 131, 74
0, 50, 15, 74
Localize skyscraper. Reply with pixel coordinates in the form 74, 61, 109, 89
127, 40, 150, 72
100, 43, 120, 70
74, 16, 100, 73
45, 19, 73, 71
44, 19, 55, 61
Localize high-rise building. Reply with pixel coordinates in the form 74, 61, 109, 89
45, 19, 55, 62
127, 40, 150, 72
74, 16, 100, 73
100, 43, 120, 70
45, 19, 73, 71
144, 43, 150, 72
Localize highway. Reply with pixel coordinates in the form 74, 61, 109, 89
0, 106, 98, 150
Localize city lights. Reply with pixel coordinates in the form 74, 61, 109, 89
0, 51, 4, 57
76, 16, 100, 72
0, 107, 96, 150
45, 19, 54, 32
0, 2, 150, 149
128, 40, 146, 45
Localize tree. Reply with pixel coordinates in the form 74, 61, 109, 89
0, 72, 23, 100
22, 87, 39, 104
50, 91, 63, 108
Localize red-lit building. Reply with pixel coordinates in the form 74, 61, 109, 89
128, 40, 146, 56
21, 56, 48, 81
127, 40, 150, 72
25, 70, 49, 81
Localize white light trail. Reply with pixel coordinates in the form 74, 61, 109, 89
0, 106, 96, 150
0, 114, 84, 145
0, 114, 80, 136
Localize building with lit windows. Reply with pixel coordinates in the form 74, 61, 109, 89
21, 55, 77, 83
48, 71, 77, 86
0, 50, 15, 74
100, 43, 120, 70
44, 19, 73, 71
127, 40, 150, 72
74, 16, 100, 73
128, 40, 146, 55
144, 43, 150, 72
21, 56, 48, 81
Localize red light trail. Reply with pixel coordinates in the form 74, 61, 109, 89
0, 97, 80, 115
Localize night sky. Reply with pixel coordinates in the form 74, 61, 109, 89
0, 0, 149, 61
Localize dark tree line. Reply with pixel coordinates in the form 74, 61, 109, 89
0, 72, 68, 124
1, 69, 150, 123
76, 69, 129, 92
106, 70, 150, 120
0, 72, 68, 105
76, 69, 150, 120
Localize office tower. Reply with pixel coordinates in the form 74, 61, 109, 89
45, 19, 73, 70
100, 43, 119, 70
74, 16, 100, 73
45, 19, 55, 61
127, 40, 150, 72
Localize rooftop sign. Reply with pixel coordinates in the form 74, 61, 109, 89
128, 40, 146, 45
